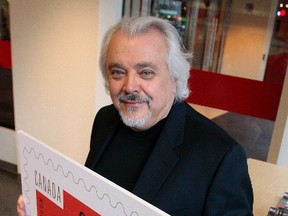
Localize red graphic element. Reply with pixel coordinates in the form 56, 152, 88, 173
0, 40, 12, 69
186, 69, 283, 121
36, 190, 101, 216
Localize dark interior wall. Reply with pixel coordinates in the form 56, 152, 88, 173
0, 67, 14, 129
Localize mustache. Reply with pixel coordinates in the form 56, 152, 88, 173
118, 93, 152, 105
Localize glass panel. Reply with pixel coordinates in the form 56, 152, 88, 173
264, 0, 288, 85
122, 0, 287, 161
0, 0, 10, 40
123, 0, 287, 82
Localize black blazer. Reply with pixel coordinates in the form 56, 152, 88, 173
85, 102, 253, 216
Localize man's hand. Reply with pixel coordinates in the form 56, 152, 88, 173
17, 195, 26, 216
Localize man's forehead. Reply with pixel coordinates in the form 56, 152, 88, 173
107, 61, 157, 70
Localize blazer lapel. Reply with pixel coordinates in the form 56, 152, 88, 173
85, 114, 120, 169
132, 102, 186, 202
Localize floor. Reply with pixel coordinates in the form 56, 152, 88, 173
212, 112, 274, 161
0, 169, 21, 216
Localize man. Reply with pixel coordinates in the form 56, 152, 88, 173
18, 16, 253, 215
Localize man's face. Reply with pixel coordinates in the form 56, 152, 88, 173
106, 29, 177, 131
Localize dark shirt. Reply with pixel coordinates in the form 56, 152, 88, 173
94, 118, 165, 191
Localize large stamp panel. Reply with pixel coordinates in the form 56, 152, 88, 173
18, 131, 169, 216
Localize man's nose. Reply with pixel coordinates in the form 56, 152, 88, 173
123, 73, 140, 93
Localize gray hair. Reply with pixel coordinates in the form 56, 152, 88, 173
99, 16, 192, 102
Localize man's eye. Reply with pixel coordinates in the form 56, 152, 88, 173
110, 70, 125, 78
140, 70, 154, 79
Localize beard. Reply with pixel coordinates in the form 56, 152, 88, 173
117, 93, 152, 129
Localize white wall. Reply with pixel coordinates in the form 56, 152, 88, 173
0, 0, 121, 169
0, 126, 16, 164
8, 0, 108, 167
9, 0, 100, 164
267, 66, 288, 167
277, 117, 288, 166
